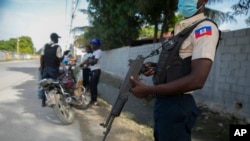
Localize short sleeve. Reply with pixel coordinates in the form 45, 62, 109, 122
94, 50, 102, 59
40, 44, 46, 55
56, 46, 63, 58
191, 21, 219, 61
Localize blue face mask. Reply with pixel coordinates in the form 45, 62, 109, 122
178, 0, 198, 18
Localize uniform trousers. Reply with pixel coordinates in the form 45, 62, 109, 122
154, 94, 201, 141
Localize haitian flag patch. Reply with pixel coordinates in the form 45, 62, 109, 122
195, 26, 212, 39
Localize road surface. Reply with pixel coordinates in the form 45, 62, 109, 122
0, 60, 82, 141
0, 60, 226, 141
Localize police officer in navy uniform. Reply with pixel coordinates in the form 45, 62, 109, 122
40, 33, 62, 107
130, 0, 220, 141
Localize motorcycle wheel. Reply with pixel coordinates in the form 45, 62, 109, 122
80, 91, 91, 109
53, 94, 75, 125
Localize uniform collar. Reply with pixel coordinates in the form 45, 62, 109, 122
175, 13, 206, 34
180, 13, 206, 27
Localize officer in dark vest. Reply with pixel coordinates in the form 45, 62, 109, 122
130, 0, 220, 141
40, 32, 62, 107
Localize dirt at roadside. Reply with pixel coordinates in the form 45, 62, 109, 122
75, 72, 247, 141
75, 99, 154, 141
75, 98, 247, 141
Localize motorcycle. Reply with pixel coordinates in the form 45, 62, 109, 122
38, 63, 91, 125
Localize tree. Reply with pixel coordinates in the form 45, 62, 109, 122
74, 34, 90, 47
0, 38, 17, 52
139, 25, 156, 39
84, 0, 240, 50
231, 0, 250, 15
134, 0, 178, 42
85, 0, 142, 50
245, 16, 250, 25
204, 8, 237, 25
231, 0, 250, 26
0, 36, 34, 54
18, 36, 34, 54
209, 0, 250, 26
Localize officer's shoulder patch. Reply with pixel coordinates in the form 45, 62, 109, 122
195, 26, 212, 39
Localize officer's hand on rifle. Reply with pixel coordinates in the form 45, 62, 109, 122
130, 76, 153, 98
140, 62, 156, 76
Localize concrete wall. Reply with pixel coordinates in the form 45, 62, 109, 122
195, 28, 250, 121
100, 28, 250, 122
0, 51, 39, 60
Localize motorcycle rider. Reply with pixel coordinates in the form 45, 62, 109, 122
40, 32, 63, 107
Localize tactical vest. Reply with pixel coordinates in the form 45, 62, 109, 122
153, 19, 219, 85
44, 44, 60, 68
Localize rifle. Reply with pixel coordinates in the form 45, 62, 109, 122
100, 50, 159, 141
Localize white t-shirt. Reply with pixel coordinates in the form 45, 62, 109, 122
82, 53, 93, 62
89, 49, 102, 71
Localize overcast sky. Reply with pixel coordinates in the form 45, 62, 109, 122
0, 0, 249, 51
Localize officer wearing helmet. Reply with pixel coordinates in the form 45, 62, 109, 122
40, 32, 63, 107
88, 38, 102, 106
130, 0, 219, 141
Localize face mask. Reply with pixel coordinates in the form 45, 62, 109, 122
178, 0, 198, 18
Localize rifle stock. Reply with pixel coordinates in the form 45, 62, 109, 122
100, 55, 145, 141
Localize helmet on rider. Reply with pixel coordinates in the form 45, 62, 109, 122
90, 38, 101, 46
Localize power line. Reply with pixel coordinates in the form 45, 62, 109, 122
69, 0, 80, 34
65, 0, 68, 26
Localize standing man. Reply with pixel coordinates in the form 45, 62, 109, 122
40, 32, 62, 107
88, 38, 102, 106
130, 0, 220, 141
80, 45, 93, 91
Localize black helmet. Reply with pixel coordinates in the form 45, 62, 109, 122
50, 33, 61, 39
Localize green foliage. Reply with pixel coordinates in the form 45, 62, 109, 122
84, 0, 242, 50
85, 0, 143, 50
139, 25, 155, 38
74, 34, 90, 47
84, 0, 183, 49
0, 38, 17, 52
136, 0, 177, 40
0, 36, 35, 54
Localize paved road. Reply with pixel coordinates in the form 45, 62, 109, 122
0, 60, 82, 141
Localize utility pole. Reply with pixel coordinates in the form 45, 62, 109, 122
16, 38, 20, 54
69, 0, 79, 57
69, 0, 79, 37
